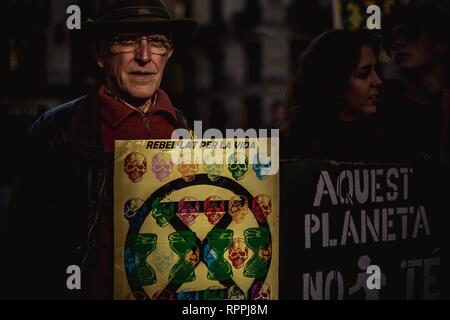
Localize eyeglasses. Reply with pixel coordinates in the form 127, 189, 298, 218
108, 34, 172, 55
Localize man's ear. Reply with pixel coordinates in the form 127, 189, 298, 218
92, 43, 105, 68
166, 48, 174, 60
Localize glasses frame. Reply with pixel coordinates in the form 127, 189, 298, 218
107, 33, 173, 56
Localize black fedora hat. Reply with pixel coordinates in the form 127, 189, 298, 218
85, 0, 197, 40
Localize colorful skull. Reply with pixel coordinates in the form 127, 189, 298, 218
227, 285, 246, 300
184, 246, 200, 267
204, 196, 225, 225
152, 290, 175, 300
252, 194, 272, 223
151, 197, 174, 228
124, 152, 147, 183
151, 153, 173, 182
203, 243, 218, 268
124, 198, 144, 219
258, 243, 272, 263
227, 153, 248, 181
178, 163, 199, 182
250, 281, 271, 300
177, 197, 200, 226
149, 246, 175, 273
228, 195, 248, 223
228, 238, 249, 269
252, 155, 272, 180
203, 155, 224, 182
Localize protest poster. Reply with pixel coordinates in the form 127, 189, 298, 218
280, 160, 448, 300
113, 139, 279, 300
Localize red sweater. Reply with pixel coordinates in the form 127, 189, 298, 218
90, 86, 178, 299
99, 86, 178, 153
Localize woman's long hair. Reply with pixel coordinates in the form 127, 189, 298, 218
285, 29, 380, 140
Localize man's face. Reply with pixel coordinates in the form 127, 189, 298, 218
96, 33, 173, 102
390, 24, 439, 74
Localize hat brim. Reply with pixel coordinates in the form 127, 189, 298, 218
84, 18, 198, 41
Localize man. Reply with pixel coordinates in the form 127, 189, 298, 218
381, 4, 449, 161
5, 0, 197, 299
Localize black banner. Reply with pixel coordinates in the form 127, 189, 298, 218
280, 160, 450, 300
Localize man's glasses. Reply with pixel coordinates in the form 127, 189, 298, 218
108, 34, 172, 55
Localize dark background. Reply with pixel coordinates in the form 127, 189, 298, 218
0, 0, 338, 224
1, 1, 446, 298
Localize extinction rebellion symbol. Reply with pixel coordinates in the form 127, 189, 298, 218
123, 174, 273, 300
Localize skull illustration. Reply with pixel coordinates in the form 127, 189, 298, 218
228, 195, 248, 223
151, 153, 173, 182
227, 285, 246, 300
149, 247, 175, 273
151, 196, 174, 228
124, 198, 144, 219
250, 281, 271, 300
228, 238, 249, 269
177, 197, 200, 226
252, 155, 272, 180
227, 153, 248, 181
252, 194, 272, 223
203, 154, 224, 182
184, 246, 200, 267
177, 163, 199, 182
152, 290, 175, 300
204, 196, 225, 225
258, 243, 272, 263
124, 152, 147, 183
203, 243, 218, 269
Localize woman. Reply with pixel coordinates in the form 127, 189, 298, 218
283, 29, 385, 161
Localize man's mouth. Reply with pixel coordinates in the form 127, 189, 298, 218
129, 71, 155, 76
128, 71, 155, 82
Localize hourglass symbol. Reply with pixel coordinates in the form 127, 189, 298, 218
132, 233, 158, 286
244, 227, 271, 278
125, 174, 275, 299
169, 231, 199, 284
204, 229, 234, 281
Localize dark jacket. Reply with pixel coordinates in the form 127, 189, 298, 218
4, 92, 189, 299
281, 108, 389, 162
379, 80, 442, 162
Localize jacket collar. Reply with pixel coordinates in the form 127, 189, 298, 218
65, 86, 178, 150
99, 85, 177, 129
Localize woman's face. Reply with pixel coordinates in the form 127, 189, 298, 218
344, 45, 382, 117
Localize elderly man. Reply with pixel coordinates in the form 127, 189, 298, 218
6, 0, 196, 299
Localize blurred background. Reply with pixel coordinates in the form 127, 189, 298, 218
0, 0, 431, 228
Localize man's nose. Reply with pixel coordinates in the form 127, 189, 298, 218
135, 40, 152, 63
